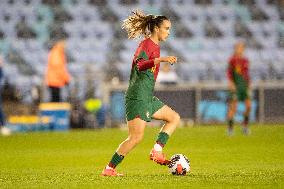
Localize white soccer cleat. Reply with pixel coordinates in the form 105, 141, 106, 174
1, 127, 12, 136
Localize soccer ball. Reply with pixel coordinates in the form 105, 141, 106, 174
168, 154, 190, 175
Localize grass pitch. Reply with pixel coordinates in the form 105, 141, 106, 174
0, 125, 283, 188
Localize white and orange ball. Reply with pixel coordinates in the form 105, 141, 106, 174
168, 154, 190, 175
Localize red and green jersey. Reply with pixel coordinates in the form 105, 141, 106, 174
125, 38, 160, 100
227, 55, 250, 89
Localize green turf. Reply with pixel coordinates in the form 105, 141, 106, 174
0, 125, 283, 188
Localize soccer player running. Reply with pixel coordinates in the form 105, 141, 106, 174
227, 41, 251, 135
102, 10, 180, 176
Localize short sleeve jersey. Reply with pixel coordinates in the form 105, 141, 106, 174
227, 55, 250, 89
125, 38, 160, 100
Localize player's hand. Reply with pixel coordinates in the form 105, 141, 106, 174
154, 56, 177, 65
247, 89, 252, 98
159, 56, 177, 64
163, 56, 177, 64
228, 81, 236, 92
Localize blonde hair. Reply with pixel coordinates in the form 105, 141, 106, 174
122, 10, 168, 40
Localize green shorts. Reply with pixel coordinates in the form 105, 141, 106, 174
228, 88, 250, 102
125, 96, 164, 122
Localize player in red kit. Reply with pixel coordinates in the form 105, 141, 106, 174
227, 41, 251, 135
101, 10, 179, 176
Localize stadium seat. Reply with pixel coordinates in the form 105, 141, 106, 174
0, 0, 283, 102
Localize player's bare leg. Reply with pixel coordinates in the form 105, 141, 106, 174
227, 99, 237, 135
117, 118, 146, 156
102, 118, 146, 176
155, 106, 180, 136
242, 98, 251, 135
150, 105, 180, 165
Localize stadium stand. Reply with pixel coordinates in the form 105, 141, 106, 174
0, 0, 283, 102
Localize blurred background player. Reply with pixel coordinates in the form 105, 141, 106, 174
45, 40, 71, 102
102, 10, 180, 176
0, 54, 10, 136
227, 41, 251, 135
0, 55, 5, 130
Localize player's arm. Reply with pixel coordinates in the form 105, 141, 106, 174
136, 56, 177, 71
135, 40, 177, 71
136, 58, 155, 71
135, 43, 156, 71
246, 59, 251, 89
154, 56, 177, 65
228, 80, 236, 92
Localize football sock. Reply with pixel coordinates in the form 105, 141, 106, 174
243, 115, 249, 127
154, 143, 163, 151
108, 152, 124, 169
228, 119, 234, 129
155, 132, 169, 150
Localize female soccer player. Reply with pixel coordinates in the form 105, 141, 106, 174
227, 41, 251, 135
102, 10, 180, 176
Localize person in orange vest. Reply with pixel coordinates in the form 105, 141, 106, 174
45, 40, 71, 102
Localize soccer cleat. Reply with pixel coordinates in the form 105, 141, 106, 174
101, 167, 123, 176
150, 149, 170, 165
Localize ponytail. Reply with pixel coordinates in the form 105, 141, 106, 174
122, 9, 169, 40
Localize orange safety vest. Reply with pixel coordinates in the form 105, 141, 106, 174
45, 43, 70, 87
